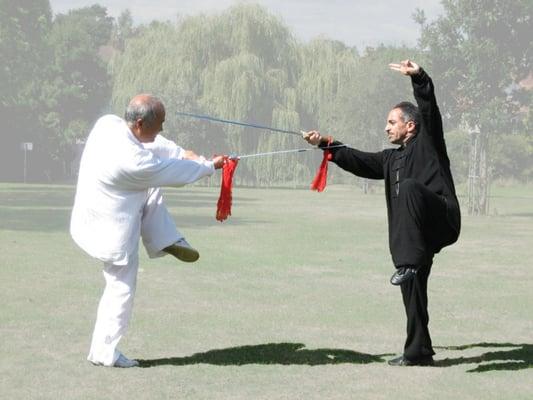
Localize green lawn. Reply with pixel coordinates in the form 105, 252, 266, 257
1, 182, 532, 399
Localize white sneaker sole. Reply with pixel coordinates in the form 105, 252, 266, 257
88, 360, 139, 368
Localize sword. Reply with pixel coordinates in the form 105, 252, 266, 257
176, 111, 304, 136
229, 145, 346, 160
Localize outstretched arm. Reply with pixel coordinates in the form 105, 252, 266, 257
144, 134, 225, 169
303, 131, 385, 180
389, 60, 445, 151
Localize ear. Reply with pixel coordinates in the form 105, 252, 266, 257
406, 120, 416, 133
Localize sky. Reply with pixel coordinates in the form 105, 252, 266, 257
48, 0, 444, 50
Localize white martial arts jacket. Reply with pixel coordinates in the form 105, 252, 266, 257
70, 114, 215, 265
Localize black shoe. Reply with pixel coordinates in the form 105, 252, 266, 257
388, 355, 434, 367
163, 238, 200, 262
390, 266, 418, 286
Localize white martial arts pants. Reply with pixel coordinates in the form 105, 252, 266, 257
87, 188, 181, 366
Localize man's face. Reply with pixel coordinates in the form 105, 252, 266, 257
136, 108, 165, 143
385, 108, 414, 145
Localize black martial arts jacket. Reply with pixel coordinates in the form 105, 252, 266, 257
321, 69, 461, 265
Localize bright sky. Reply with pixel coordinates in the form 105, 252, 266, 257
48, 0, 444, 50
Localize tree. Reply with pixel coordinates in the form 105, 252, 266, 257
43, 5, 114, 175
416, 0, 532, 214
111, 9, 135, 51
290, 38, 360, 185
0, 0, 52, 181
111, 4, 304, 186
0, 2, 115, 181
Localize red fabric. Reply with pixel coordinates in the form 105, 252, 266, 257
216, 158, 238, 221
310, 137, 332, 192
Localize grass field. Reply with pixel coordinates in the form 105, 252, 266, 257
1, 182, 532, 399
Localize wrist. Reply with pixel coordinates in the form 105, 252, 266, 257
318, 136, 333, 148
411, 68, 426, 84
323, 135, 333, 144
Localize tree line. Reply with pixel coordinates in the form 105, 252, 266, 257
1, 1, 531, 212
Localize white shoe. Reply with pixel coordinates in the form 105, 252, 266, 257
113, 352, 139, 368
163, 238, 200, 262
88, 352, 139, 368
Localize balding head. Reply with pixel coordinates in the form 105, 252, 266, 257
125, 94, 166, 143
125, 94, 165, 128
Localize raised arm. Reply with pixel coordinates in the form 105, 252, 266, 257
389, 60, 445, 152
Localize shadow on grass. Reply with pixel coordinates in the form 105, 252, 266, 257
138, 342, 391, 368
435, 342, 533, 372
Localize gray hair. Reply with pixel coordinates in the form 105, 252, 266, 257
124, 95, 163, 127
393, 101, 420, 131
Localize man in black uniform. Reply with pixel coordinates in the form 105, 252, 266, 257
303, 60, 460, 366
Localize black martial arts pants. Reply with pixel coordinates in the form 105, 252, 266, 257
389, 179, 459, 360
401, 263, 434, 360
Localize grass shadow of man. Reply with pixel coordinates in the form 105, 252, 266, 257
435, 342, 533, 372
138, 342, 391, 368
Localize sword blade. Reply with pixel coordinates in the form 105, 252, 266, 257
176, 111, 303, 136
231, 144, 346, 160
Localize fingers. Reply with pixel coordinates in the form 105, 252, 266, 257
388, 60, 419, 75
388, 63, 402, 71
211, 154, 227, 169
302, 130, 322, 145
302, 130, 318, 139
409, 60, 420, 72
389, 61, 409, 71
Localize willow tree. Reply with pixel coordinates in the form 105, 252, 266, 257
295, 38, 360, 184
297, 39, 358, 128
111, 4, 304, 185
192, 4, 303, 185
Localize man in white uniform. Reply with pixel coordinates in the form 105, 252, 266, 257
71, 94, 224, 368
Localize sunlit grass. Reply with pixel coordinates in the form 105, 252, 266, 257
1, 183, 532, 399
